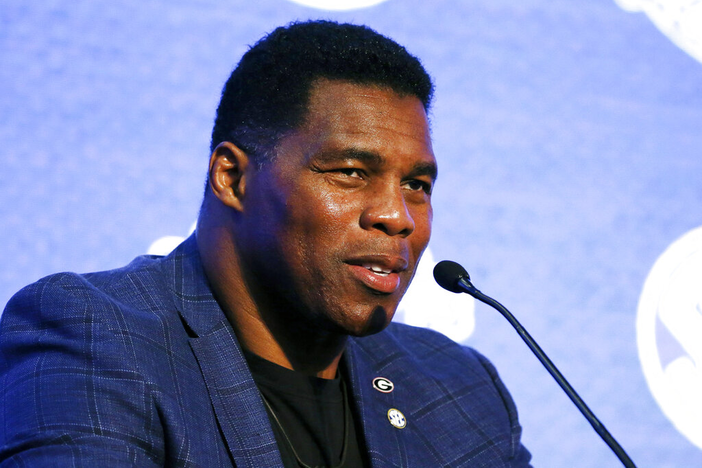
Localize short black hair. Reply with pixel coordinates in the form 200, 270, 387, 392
210, 20, 434, 163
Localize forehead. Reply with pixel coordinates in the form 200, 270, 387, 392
290, 79, 435, 165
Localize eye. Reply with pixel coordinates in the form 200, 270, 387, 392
318, 166, 368, 188
403, 179, 432, 194
336, 168, 364, 178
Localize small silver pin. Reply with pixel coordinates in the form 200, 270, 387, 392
372, 377, 394, 393
387, 408, 406, 429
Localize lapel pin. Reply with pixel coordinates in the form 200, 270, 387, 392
372, 376, 394, 393
387, 408, 406, 429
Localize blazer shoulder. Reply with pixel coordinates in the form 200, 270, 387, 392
2, 254, 170, 328
377, 322, 489, 375
379, 323, 517, 404
0, 258, 177, 466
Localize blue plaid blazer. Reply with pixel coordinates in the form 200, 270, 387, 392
0, 236, 531, 467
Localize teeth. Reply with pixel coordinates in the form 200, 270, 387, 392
365, 265, 392, 276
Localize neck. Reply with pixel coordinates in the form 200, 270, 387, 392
196, 201, 347, 379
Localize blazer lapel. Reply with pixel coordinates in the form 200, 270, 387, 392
164, 236, 284, 468
189, 322, 283, 468
344, 340, 406, 468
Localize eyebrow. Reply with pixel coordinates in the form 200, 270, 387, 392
313, 148, 383, 166
313, 148, 438, 181
410, 161, 438, 181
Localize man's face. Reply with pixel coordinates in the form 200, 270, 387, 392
238, 79, 436, 337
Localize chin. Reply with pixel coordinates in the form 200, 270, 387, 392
344, 305, 392, 337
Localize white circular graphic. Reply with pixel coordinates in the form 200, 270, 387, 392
637, 226, 702, 449
387, 408, 407, 429
286, 0, 389, 11
147, 222, 196, 255
615, 0, 702, 64
395, 247, 476, 343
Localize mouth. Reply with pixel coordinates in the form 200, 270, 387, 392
345, 256, 408, 294
363, 264, 393, 276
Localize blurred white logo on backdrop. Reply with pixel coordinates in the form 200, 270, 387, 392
149, 232, 475, 343
615, 0, 702, 64
285, 0, 389, 11
395, 247, 475, 343
147, 223, 196, 256
637, 226, 702, 449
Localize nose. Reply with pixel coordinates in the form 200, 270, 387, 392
360, 186, 415, 237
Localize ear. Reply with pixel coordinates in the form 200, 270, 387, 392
207, 141, 250, 212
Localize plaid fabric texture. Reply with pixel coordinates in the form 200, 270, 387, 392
0, 236, 530, 467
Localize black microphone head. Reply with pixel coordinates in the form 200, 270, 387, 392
433, 260, 470, 293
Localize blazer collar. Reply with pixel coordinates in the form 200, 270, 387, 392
163, 234, 225, 337
162, 234, 284, 467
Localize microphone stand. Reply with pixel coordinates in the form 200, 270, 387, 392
456, 276, 637, 468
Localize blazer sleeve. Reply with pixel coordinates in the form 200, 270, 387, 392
471, 347, 532, 466
0, 274, 164, 467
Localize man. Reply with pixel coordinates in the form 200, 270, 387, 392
0, 21, 531, 467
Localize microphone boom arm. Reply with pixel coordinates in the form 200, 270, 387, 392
456, 276, 637, 468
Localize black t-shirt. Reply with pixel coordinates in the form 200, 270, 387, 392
244, 351, 367, 468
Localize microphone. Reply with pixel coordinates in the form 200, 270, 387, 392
433, 260, 636, 468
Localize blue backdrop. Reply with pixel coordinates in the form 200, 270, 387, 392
2, 1, 701, 466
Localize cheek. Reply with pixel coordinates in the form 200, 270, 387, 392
295, 190, 360, 238
279, 192, 356, 284
411, 205, 433, 247
321, 189, 359, 217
